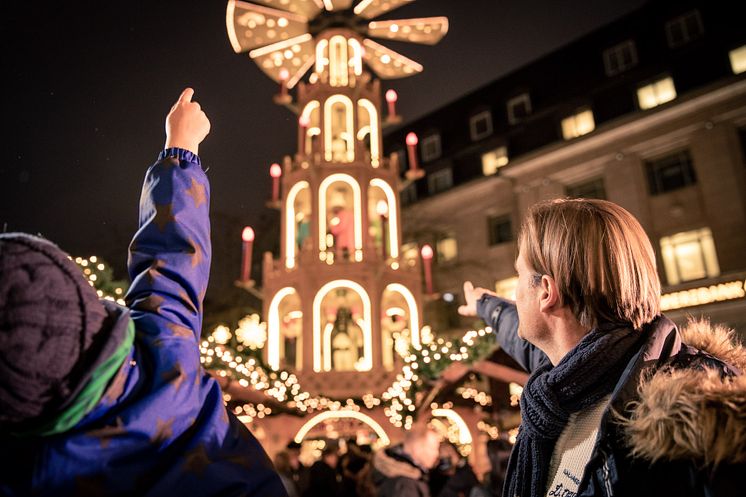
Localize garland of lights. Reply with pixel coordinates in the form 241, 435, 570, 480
73, 256, 127, 305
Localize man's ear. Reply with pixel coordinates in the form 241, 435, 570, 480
538, 274, 560, 313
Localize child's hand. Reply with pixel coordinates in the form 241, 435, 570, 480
164, 88, 211, 155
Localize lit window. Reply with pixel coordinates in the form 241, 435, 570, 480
561, 109, 595, 140
495, 276, 518, 301
566, 178, 606, 200
637, 77, 677, 110
665, 10, 703, 48
469, 110, 493, 141
436, 236, 458, 263
729, 45, 746, 75
660, 228, 719, 285
646, 150, 697, 195
603, 40, 638, 76
487, 215, 513, 246
507, 93, 531, 124
421, 133, 442, 162
481, 146, 509, 176
428, 167, 453, 195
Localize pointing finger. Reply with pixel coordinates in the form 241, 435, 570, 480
178, 87, 195, 103
463, 281, 474, 295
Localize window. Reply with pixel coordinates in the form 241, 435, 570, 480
400, 182, 417, 206
469, 110, 493, 141
603, 40, 638, 76
421, 133, 442, 162
637, 76, 677, 110
436, 236, 458, 263
660, 228, 719, 285
487, 215, 513, 245
495, 276, 518, 301
427, 167, 453, 195
729, 45, 746, 75
566, 178, 606, 200
482, 146, 509, 176
646, 151, 697, 195
561, 108, 595, 140
507, 93, 532, 124
665, 10, 703, 48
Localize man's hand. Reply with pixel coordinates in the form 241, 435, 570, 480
165, 88, 211, 155
457, 281, 497, 317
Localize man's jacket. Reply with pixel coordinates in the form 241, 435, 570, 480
0, 149, 286, 496
478, 295, 745, 497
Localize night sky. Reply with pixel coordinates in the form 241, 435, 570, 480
1, 0, 645, 301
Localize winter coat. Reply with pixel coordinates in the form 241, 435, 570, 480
478, 295, 746, 497
371, 445, 431, 497
0, 149, 285, 496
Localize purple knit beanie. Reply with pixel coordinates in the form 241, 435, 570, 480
0, 233, 108, 426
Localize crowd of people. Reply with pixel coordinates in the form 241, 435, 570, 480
273, 431, 513, 497
1, 89, 743, 496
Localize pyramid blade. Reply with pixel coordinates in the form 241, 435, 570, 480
362, 38, 423, 79
354, 0, 414, 19
227, 0, 310, 53
367, 17, 448, 45
251, 0, 324, 19
249, 34, 316, 85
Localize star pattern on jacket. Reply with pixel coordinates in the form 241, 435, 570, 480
87, 416, 127, 449
153, 202, 175, 232
151, 417, 175, 445
185, 178, 207, 209
161, 363, 187, 391
145, 258, 166, 284
183, 444, 212, 477
188, 239, 204, 268
167, 322, 193, 339
102, 361, 129, 404
133, 294, 165, 314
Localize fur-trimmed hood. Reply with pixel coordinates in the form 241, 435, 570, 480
372, 446, 425, 481
622, 319, 746, 467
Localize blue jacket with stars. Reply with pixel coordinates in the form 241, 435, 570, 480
0, 149, 287, 497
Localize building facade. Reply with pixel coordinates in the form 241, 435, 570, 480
385, 0, 746, 336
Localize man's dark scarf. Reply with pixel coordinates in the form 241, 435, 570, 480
505, 324, 647, 497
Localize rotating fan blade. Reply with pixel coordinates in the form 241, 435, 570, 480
354, 0, 414, 19
362, 38, 423, 79
250, 0, 324, 19
249, 33, 316, 86
227, 0, 310, 53
367, 17, 448, 45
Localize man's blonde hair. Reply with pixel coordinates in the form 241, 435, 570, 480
518, 198, 660, 330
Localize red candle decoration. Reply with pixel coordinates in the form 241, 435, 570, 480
421, 244, 434, 294
385, 89, 398, 119
405, 132, 423, 180
270, 163, 282, 202
298, 114, 310, 154
279, 68, 290, 97
241, 226, 255, 282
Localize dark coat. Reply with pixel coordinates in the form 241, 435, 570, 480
478, 295, 746, 497
305, 460, 341, 497
372, 445, 430, 497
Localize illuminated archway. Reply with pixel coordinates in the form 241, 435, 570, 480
383, 283, 420, 348
293, 410, 390, 446
313, 280, 372, 372
432, 408, 473, 455
319, 174, 363, 261
285, 181, 310, 269
300, 101, 320, 155
369, 179, 398, 259
268, 287, 299, 370
358, 99, 380, 167
324, 95, 355, 162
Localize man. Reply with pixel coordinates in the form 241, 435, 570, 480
0, 89, 286, 496
451, 198, 744, 496
371, 425, 441, 497
306, 446, 341, 497
286, 440, 310, 495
